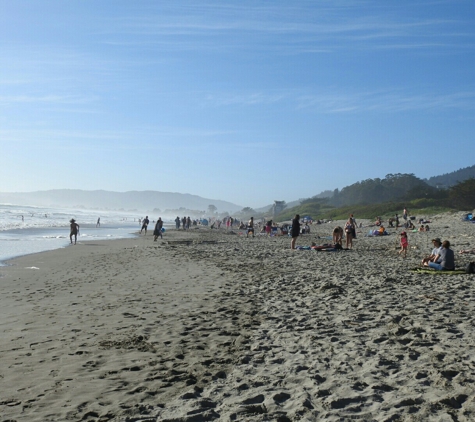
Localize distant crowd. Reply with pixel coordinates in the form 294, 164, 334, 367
129, 206, 468, 272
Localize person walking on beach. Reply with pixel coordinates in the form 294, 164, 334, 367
70, 219, 80, 245
141, 216, 149, 234
344, 216, 355, 249
175, 216, 180, 229
291, 214, 300, 249
399, 231, 408, 258
266, 219, 273, 236
153, 217, 163, 241
350, 214, 357, 239
247, 217, 255, 238
96, 217, 100, 228
403, 207, 408, 222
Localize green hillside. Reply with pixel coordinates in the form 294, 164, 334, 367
274, 177, 475, 222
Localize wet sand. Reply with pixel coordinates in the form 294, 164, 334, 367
1, 212, 475, 421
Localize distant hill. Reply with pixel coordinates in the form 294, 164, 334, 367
425, 165, 475, 189
0, 190, 243, 214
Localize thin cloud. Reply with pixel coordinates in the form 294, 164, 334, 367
0, 127, 238, 152
203, 92, 286, 107
199, 88, 475, 114
0, 95, 95, 105
296, 90, 475, 113
98, 3, 473, 54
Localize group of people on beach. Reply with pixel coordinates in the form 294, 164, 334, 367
421, 237, 455, 271
175, 216, 192, 230
328, 215, 358, 250
67, 206, 466, 272
285, 210, 458, 271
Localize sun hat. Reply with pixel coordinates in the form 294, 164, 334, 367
432, 237, 441, 243
400, 231, 406, 235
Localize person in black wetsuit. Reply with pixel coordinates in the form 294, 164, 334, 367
140, 216, 150, 234
291, 214, 301, 250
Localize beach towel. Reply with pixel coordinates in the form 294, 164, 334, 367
411, 268, 467, 275
295, 245, 348, 252
365, 230, 389, 237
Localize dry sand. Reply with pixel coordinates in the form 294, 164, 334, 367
1, 212, 475, 421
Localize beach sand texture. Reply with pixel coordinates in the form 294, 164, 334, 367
1, 212, 475, 421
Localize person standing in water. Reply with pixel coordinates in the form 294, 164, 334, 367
141, 216, 150, 234
70, 219, 80, 244
96, 217, 100, 228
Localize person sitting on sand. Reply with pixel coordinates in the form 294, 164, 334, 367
425, 224, 430, 231
333, 226, 343, 245
422, 238, 442, 266
418, 225, 425, 232
428, 240, 455, 271
70, 219, 80, 245
377, 225, 386, 236
459, 248, 475, 254
303, 224, 310, 234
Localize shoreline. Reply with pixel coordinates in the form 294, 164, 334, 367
0, 224, 146, 266
1, 214, 475, 421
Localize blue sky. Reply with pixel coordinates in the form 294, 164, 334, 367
1, 1, 474, 209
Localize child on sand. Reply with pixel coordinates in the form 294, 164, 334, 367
399, 231, 408, 258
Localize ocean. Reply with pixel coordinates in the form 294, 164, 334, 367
0, 203, 166, 265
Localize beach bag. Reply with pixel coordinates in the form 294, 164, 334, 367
465, 262, 475, 274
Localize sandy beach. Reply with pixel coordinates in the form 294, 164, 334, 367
1, 212, 475, 421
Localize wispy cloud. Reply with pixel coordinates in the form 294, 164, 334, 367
203, 92, 286, 106
296, 89, 475, 113
0, 126, 237, 152
200, 88, 475, 113
99, 2, 473, 54
0, 94, 95, 105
